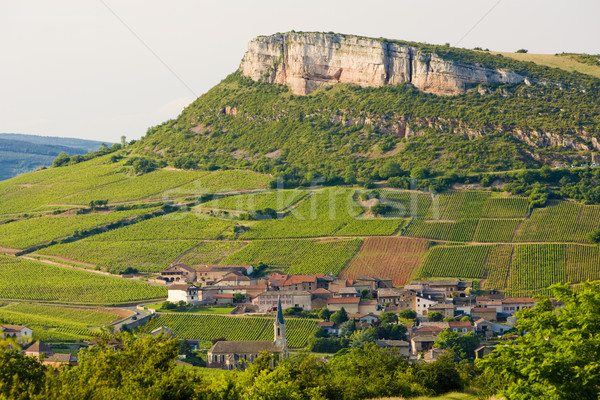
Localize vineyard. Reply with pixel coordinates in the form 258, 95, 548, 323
241, 188, 364, 239
37, 239, 200, 273
0, 303, 125, 342
377, 190, 432, 218
513, 201, 581, 242
221, 239, 362, 275
334, 218, 407, 236
416, 243, 600, 296
201, 190, 308, 212
94, 212, 233, 241
472, 219, 521, 243
144, 314, 318, 348
480, 197, 529, 218
0, 255, 166, 304
341, 237, 430, 286
418, 245, 491, 279
0, 208, 156, 250
176, 241, 249, 266
164, 170, 272, 196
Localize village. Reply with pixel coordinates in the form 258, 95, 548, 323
0, 262, 546, 371
156, 262, 545, 369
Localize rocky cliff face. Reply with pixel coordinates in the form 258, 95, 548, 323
239, 32, 525, 95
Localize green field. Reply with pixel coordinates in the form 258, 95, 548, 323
37, 239, 200, 273
94, 212, 233, 241
176, 241, 248, 266
145, 314, 318, 348
241, 188, 364, 239
201, 190, 308, 212
0, 303, 121, 342
221, 239, 362, 275
0, 255, 166, 304
0, 208, 158, 250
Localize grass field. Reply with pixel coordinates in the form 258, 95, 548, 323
222, 239, 362, 275
0, 302, 126, 342
145, 314, 318, 348
492, 51, 600, 79
0, 255, 166, 304
341, 237, 430, 286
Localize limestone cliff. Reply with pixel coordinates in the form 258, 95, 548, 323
239, 32, 526, 95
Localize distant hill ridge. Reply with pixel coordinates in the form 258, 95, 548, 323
0, 133, 109, 181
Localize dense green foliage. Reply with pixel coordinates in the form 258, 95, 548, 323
0, 334, 474, 400
478, 282, 600, 399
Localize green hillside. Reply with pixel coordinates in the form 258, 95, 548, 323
2, 32, 600, 303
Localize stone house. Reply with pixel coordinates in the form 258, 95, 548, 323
471, 307, 497, 322
447, 321, 475, 334
501, 297, 536, 315
253, 291, 312, 312
167, 284, 201, 305
159, 263, 197, 283
1, 325, 32, 344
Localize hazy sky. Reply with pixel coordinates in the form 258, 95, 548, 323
2, 0, 599, 142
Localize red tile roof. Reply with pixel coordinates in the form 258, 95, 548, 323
448, 321, 473, 329
328, 297, 360, 305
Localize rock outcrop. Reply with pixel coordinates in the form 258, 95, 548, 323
239, 32, 525, 95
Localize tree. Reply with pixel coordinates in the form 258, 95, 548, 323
378, 312, 398, 324
587, 229, 600, 245
330, 307, 349, 324
52, 152, 70, 167
477, 282, 600, 400
370, 203, 393, 216
399, 308, 417, 319
379, 160, 402, 179
360, 289, 373, 300
350, 327, 378, 348
434, 330, 480, 361
427, 311, 443, 322
516, 48, 529, 53
339, 320, 356, 337
233, 293, 246, 303
318, 308, 333, 321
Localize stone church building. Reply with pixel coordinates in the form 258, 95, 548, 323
207, 297, 288, 370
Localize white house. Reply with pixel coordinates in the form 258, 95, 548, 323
167, 284, 201, 305
414, 295, 439, 316
1, 325, 33, 344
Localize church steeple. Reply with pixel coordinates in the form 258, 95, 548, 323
273, 296, 287, 355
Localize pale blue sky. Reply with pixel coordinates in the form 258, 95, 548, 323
1, 0, 598, 142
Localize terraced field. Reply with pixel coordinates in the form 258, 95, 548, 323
144, 314, 318, 348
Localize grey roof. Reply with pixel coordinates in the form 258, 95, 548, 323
210, 340, 284, 354
376, 340, 409, 348
25, 340, 53, 355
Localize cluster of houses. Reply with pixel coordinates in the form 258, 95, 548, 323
1, 325, 76, 367
161, 263, 542, 365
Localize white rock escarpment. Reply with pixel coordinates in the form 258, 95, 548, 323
239, 32, 525, 95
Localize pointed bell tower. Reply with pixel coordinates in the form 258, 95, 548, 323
273, 296, 287, 355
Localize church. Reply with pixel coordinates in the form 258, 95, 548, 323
206, 297, 288, 370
